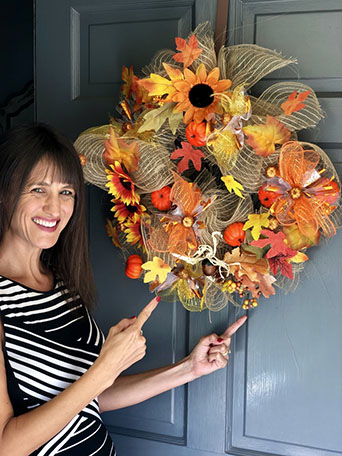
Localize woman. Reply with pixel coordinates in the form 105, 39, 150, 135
0, 123, 247, 455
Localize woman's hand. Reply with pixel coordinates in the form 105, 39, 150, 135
93, 296, 159, 388
189, 315, 247, 378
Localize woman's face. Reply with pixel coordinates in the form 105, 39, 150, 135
7, 159, 75, 252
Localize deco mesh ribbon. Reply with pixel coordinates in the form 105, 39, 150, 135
75, 23, 341, 312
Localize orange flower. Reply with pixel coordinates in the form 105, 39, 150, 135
169, 63, 232, 124
266, 142, 339, 237
111, 199, 146, 224
157, 173, 213, 256
105, 161, 140, 206
139, 63, 232, 125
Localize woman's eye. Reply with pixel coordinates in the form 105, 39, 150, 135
60, 190, 75, 197
31, 188, 44, 193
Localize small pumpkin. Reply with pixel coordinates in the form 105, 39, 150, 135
185, 121, 207, 147
258, 184, 280, 208
125, 254, 143, 279
151, 186, 172, 211
223, 222, 245, 246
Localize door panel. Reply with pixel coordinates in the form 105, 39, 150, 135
35, 0, 342, 455
227, 1, 342, 455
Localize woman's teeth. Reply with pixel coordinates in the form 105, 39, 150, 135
33, 218, 58, 228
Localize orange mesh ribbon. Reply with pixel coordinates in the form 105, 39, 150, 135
271, 142, 338, 238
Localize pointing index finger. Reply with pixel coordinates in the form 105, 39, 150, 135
135, 296, 159, 330
221, 315, 247, 339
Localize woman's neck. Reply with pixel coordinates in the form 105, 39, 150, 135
0, 236, 53, 291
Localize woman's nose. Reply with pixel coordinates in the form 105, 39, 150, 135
43, 193, 60, 216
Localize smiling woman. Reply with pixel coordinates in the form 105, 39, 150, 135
0, 123, 246, 456
0, 124, 95, 305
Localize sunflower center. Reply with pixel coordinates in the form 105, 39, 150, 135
120, 177, 133, 191
127, 204, 138, 214
189, 84, 214, 108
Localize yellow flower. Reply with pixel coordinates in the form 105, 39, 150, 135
105, 161, 140, 206
124, 219, 144, 249
111, 199, 146, 224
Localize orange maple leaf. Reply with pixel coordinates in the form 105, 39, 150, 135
170, 142, 205, 173
121, 65, 134, 99
281, 90, 311, 116
243, 116, 291, 157
172, 35, 202, 68
103, 127, 139, 173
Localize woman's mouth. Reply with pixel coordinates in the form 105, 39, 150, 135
32, 217, 60, 231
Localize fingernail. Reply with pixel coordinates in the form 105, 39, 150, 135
129, 316, 136, 319
156, 296, 161, 302
217, 337, 223, 343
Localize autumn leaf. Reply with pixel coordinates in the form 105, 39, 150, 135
105, 218, 121, 248
243, 116, 291, 157
121, 65, 134, 99
170, 142, 205, 173
221, 175, 245, 199
269, 255, 294, 280
243, 213, 270, 240
290, 251, 309, 263
141, 256, 171, 284
223, 248, 269, 283
138, 73, 176, 97
104, 128, 139, 173
138, 103, 182, 134
172, 35, 202, 68
257, 273, 276, 298
251, 230, 297, 259
281, 90, 311, 116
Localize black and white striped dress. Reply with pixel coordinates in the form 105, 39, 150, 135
0, 275, 116, 455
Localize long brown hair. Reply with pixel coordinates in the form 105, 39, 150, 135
0, 123, 96, 310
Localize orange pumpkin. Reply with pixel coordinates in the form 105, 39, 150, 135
125, 254, 143, 279
185, 121, 207, 147
223, 222, 245, 246
258, 185, 280, 208
151, 186, 172, 211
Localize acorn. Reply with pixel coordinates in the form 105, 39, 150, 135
202, 259, 217, 276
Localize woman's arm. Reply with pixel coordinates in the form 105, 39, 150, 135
98, 315, 247, 412
0, 298, 158, 456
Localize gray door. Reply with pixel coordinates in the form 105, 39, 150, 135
35, 1, 342, 455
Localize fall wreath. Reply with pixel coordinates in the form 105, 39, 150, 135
75, 23, 341, 312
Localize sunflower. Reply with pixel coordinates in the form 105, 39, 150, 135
139, 63, 232, 124
124, 219, 144, 250
111, 199, 146, 224
105, 161, 140, 206
168, 63, 232, 124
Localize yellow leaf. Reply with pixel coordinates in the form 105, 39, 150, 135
221, 175, 245, 199
141, 257, 171, 284
221, 85, 251, 117
243, 116, 291, 157
290, 252, 309, 263
243, 213, 270, 240
138, 73, 176, 97
103, 127, 139, 173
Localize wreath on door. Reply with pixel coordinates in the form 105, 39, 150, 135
75, 23, 341, 312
